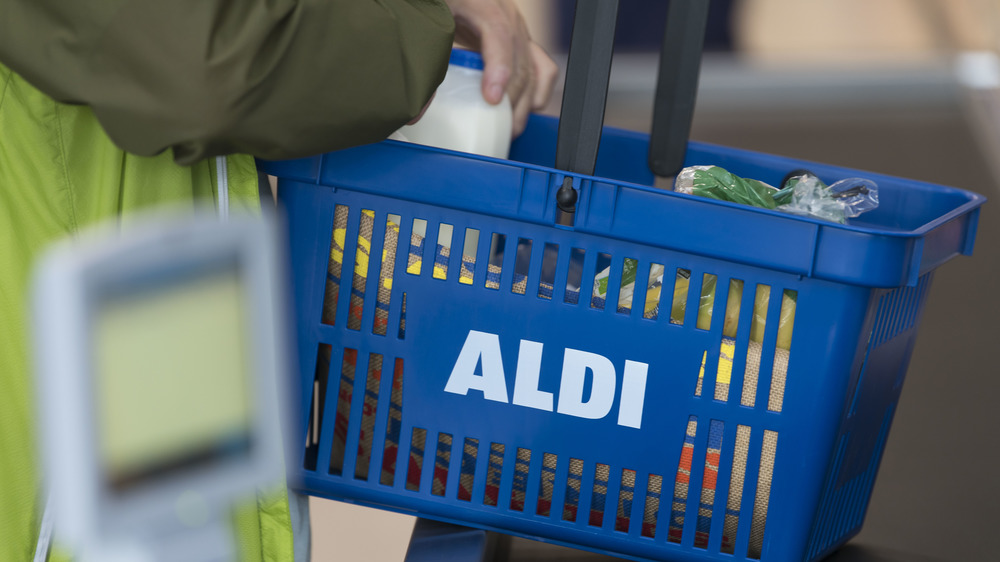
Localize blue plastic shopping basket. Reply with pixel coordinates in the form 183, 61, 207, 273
260, 110, 984, 561
260, 3, 984, 559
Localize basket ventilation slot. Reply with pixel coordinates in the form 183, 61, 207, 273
563, 458, 584, 521
590, 463, 611, 527
354, 353, 384, 480
484, 443, 505, 506
698, 274, 718, 330
768, 291, 796, 412
512, 238, 533, 295
458, 438, 480, 501
510, 448, 531, 511
741, 285, 770, 407
432, 223, 453, 280
716, 281, 743, 401
564, 248, 586, 304
536, 453, 558, 516
642, 263, 665, 320
617, 258, 639, 314
406, 428, 427, 492
747, 430, 779, 559
694, 420, 726, 549
538, 243, 559, 299
431, 433, 454, 496
321, 205, 348, 326
670, 268, 691, 325
407, 219, 427, 276
329, 349, 359, 475
460, 228, 479, 285
590, 253, 613, 310
616, 469, 638, 532
396, 293, 407, 340
722, 424, 752, 554
380, 359, 404, 486
485, 233, 506, 290
695, 279, 743, 401
371, 215, 401, 336
346, 210, 376, 330
304, 344, 332, 471
668, 416, 699, 544
641, 473, 664, 538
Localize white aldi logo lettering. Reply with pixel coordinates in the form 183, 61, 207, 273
443, 330, 648, 429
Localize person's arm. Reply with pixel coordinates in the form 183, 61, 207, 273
0, 0, 455, 164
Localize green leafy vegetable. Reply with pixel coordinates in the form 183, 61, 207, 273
689, 166, 778, 210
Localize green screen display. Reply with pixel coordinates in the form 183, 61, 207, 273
94, 267, 253, 491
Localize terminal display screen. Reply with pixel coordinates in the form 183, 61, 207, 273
93, 264, 253, 492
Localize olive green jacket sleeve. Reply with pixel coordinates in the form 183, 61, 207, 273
0, 0, 454, 165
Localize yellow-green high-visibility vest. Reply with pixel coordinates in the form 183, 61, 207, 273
0, 63, 296, 562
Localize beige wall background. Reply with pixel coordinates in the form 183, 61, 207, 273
738, 0, 999, 62
518, 0, 1000, 59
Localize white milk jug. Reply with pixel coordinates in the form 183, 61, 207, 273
396, 48, 513, 159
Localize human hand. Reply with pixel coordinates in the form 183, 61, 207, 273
444, 0, 559, 136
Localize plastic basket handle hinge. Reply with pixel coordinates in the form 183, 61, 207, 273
556, 177, 579, 226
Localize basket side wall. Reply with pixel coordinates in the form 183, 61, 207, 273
803, 275, 934, 561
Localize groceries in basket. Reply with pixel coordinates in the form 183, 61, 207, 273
675, 165, 879, 224
592, 259, 794, 412
593, 262, 795, 348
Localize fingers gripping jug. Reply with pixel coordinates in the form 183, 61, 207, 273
397, 48, 513, 159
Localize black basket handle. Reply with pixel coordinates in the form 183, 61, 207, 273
553, 0, 710, 225
649, 0, 711, 178
554, 0, 619, 226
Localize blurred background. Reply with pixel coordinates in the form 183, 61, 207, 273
311, 1, 1000, 560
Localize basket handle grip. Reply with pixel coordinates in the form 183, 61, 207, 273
553, 0, 620, 226
648, 0, 711, 179
552, 1, 710, 224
